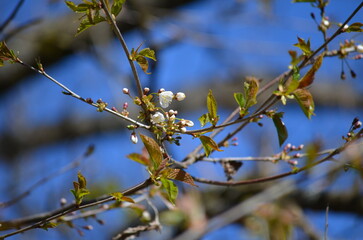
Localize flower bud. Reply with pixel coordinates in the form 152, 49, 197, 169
130, 132, 138, 144
123, 102, 128, 109
143, 87, 150, 94
175, 92, 186, 101
122, 88, 129, 94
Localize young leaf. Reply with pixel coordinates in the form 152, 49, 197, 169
166, 169, 197, 187
70, 172, 90, 205
234, 92, 247, 116
77, 16, 106, 35
0, 41, 18, 66
207, 89, 219, 126
140, 134, 163, 171
198, 113, 210, 127
199, 135, 223, 157
110, 192, 135, 203
126, 153, 150, 166
77, 171, 87, 189
244, 76, 259, 108
298, 53, 324, 88
272, 112, 288, 146
344, 22, 363, 32
139, 48, 157, 61
160, 178, 178, 205
111, 0, 126, 17
293, 88, 315, 119
135, 55, 150, 74
285, 66, 300, 94
294, 37, 312, 56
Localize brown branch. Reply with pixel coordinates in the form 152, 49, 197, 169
192, 132, 362, 186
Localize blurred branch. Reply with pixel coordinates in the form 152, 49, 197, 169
0, 145, 94, 208
0, 0, 25, 33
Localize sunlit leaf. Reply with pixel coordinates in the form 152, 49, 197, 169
298, 53, 324, 88
140, 134, 163, 171
139, 48, 157, 61
294, 37, 312, 56
111, 0, 126, 17
207, 89, 218, 126
293, 88, 315, 119
127, 153, 150, 166
234, 92, 247, 117
272, 112, 288, 146
135, 55, 150, 74
77, 171, 87, 189
160, 178, 178, 205
166, 169, 197, 187
110, 192, 135, 203
198, 113, 210, 127
200, 135, 223, 157
244, 76, 259, 108
76, 15, 106, 35
345, 22, 363, 32
285, 66, 300, 94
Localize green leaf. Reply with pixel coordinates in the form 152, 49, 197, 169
65, 1, 89, 12
293, 88, 315, 119
294, 37, 312, 56
0, 41, 18, 65
298, 53, 324, 88
234, 92, 247, 116
272, 112, 288, 147
166, 169, 197, 187
127, 153, 150, 166
345, 22, 363, 32
244, 76, 259, 108
286, 66, 300, 94
207, 89, 219, 126
140, 134, 163, 171
110, 192, 135, 203
76, 16, 106, 35
135, 55, 150, 74
160, 178, 178, 205
70, 172, 90, 205
200, 135, 223, 157
139, 48, 157, 61
198, 113, 210, 127
77, 171, 87, 189
111, 0, 126, 17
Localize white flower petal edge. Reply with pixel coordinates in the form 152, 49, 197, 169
151, 112, 165, 124
159, 91, 174, 108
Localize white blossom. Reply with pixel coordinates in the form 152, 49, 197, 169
175, 92, 186, 101
130, 132, 138, 144
159, 91, 174, 108
151, 112, 165, 124
184, 120, 194, 127
180, 127, 187, 133
122, 88, 129, 94
357, 45, 363, 53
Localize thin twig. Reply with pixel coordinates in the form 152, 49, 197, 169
99, 0, 144, 100
16, 59, 150, 129
201, 149, 335, 163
